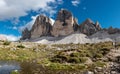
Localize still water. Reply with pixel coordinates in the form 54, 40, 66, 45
0, 61, 20, 74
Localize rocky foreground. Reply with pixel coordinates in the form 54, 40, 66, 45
0, 41, 120, 74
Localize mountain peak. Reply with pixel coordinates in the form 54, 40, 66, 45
30, 14, 52, 39
52, 9, 76, 37
84, 18, 94, 24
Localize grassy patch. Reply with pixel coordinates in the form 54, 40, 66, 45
17, 44, 25, 48
0, 41, 114, 73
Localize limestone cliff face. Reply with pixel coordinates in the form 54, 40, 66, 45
51, 9, 78, 37
30, 15, 52, 39
21, 9, 120, 41
106, 26, 120, 34
79, 18, 102, 36
21, 28, 31, 40
95, 21, 101, 31
73, 18, 79, 31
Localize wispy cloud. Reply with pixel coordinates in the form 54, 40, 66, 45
0, 34, 20, 41
71, 0, 80, 7
57, 0, 64, 4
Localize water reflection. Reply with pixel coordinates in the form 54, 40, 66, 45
0, 61, 82, 74
0, 61, 20, 74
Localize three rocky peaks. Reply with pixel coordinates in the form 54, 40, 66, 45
21, 9, 120, 40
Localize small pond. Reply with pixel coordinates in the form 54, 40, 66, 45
0, 61, 20, 74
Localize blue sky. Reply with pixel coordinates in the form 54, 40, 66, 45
0, 0, 120, 41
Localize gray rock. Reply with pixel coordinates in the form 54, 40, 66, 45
51, 9, 78, 37
95, 21, 101, 31
107, 26, 120, 34
111, 71, 117, 74
31, 15, 52, 39
73, 18, 79, 31
10, 47, 17, 51
84, 71, 94, 74
95, 67, 103, 72
21, 28, 31, 40
79, 18, 102, 36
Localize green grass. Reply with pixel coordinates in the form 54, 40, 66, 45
46, 63, 86, 70
0, 45, 49, 62
50, 42, 112, 63
0, 41, 115, 73
11, 70, 19, 74
93, 61, 106, 67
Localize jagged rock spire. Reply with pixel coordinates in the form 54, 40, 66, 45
21, 28, 31, 40
30, 15, 52, 39
51, 9, 78, 37
79, 19, 101, 35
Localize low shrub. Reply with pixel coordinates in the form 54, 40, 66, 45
50, 58, 62, 63
94, 53, 103, 58
79, 57, 87, 63
70, 52, 80, 57
93, 61, 106, 67
68, 57, 87, 63
17, 44, 25, 48
68, 57, 80, 63
3, 41, 11, 45
101, 48, 110, 55
51, 55, 69, 63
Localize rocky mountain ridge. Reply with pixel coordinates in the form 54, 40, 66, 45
21, 9, 120, 40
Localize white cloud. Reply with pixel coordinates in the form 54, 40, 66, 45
6, 26, 18, 30
0, 34, 20, 41
71, 0, 80, 6
0, 0, 62, 20
13, 26, 17, 30
57, 0, 64, 4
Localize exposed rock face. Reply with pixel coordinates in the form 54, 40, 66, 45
31, 15, 52, 39
107, 26, 120, 34
95, 21, 101, 31
79, 18, 101, 36
21, 9, 120, 41
51, 9, 78, 37
21, 28, 31, 40
73, 18, 79, 31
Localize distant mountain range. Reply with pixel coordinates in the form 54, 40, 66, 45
20, 9, 120, 44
